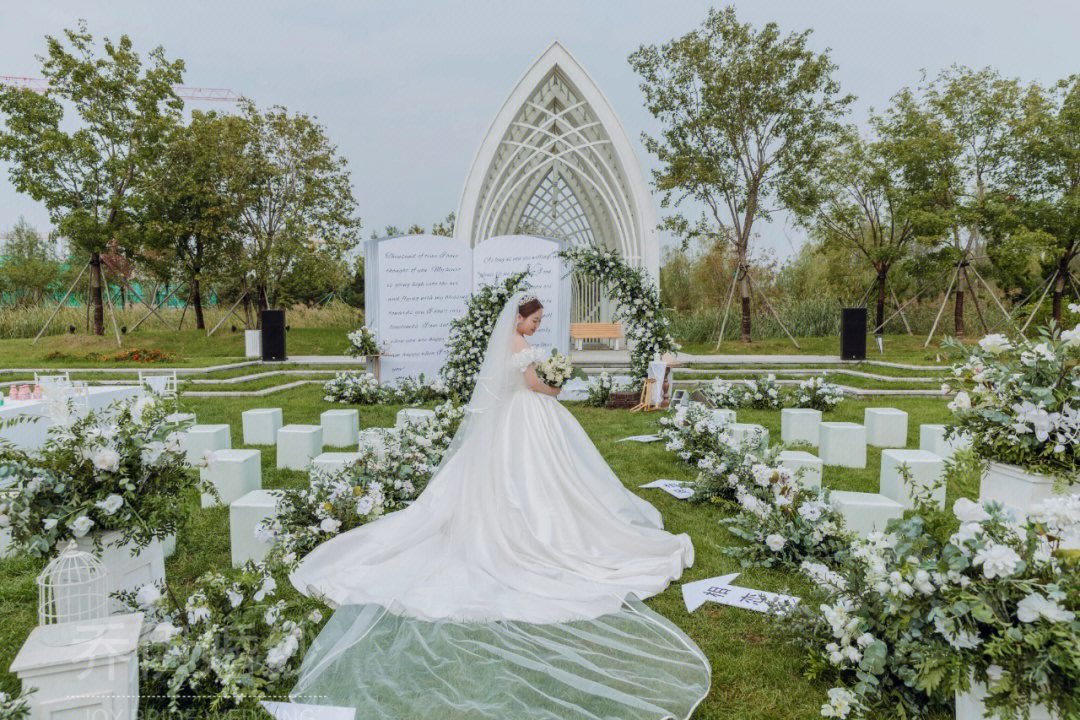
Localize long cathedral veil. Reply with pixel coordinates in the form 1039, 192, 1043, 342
282, 291, 711, 719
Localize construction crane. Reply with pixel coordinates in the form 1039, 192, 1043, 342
0, 75, 241, 101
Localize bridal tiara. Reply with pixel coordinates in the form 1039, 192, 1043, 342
519, 293, 539, 305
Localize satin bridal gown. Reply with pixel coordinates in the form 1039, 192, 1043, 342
286, 292, 710, 720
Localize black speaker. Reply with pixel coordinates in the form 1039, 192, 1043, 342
840, 308, 867, 361
261, 309, 286, 361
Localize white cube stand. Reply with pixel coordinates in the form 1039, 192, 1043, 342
778, 450, 823, 490
729, 423, 769, 448
879, 448, 946, 509
242, 408, 283, 446
830, 490, 905, 537
276, 425, 323, 471
164, 412, 196, 427
181, 424, 231, 465
395, 408, 435, 429
781, 408, 822, 446
919, 423, 971, 461
10, 612, 142, 720
709, 408, 736, 427
74, 531, 165, 612
0, 490, 15, 558
200, 449, 262, 508
980, 462, 1066, 519
864, 408, 908, 448
955, 680, 1055, 720
230, 489, 279, 566
162, 533, 176, 558
321, 409, 360, 447
312, 452, 364, 475
819, 422, 867, 468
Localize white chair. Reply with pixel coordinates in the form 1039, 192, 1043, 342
34, 371, 71, 387
139, 370, 179, 412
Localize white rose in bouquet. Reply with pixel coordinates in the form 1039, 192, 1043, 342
534, 349, 586, 389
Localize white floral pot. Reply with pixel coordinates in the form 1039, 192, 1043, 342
979, 462, 1072, 519
74, 529, 165, 612
956, 680, 1055, 720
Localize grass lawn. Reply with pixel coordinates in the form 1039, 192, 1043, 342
0, 384, 961, 719
678, 333, 966, 365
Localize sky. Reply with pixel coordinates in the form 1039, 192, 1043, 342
3, 0, 1080, 262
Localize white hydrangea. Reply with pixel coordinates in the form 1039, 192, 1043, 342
973, 542, 1021, 579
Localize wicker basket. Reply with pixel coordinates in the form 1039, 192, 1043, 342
606, 391, 641, 409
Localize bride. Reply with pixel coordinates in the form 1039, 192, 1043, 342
287, 291, 709, 719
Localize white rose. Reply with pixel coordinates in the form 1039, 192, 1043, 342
148, 621, 179, 644
69, 515, 94, 537
978, 334, 1012, 354
95, 494, 124, 516
1017, 592, 1075, 623
953, 498, 990, 524
1061, 326, 1080, 348
135, 583, 162, 607
91, 448, 121, 473
973, 542, 1021, 579
765, 534, 787, 552
948, 391, 972, 412
319, 517, 341, 534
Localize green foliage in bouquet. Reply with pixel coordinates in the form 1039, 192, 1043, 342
345, 325, 381, 357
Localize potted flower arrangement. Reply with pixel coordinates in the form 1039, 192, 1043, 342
345, 325, 381, 358
791, 376, 845, 411
585, 371, 615, 407
0, 397, 209, 599
944, 324, 1080, 516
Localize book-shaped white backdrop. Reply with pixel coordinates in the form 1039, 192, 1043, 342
365, 234, 572, 383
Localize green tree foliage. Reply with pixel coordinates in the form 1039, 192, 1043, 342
0, 21, 184, 334
630, 6, 852, 342
0, 217, 61, 306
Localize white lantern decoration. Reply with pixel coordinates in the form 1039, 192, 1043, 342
36, 539, 110, 646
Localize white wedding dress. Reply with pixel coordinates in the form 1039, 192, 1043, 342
287, 292, 710, 719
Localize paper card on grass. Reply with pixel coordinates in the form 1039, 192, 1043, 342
262, 701, 356, 720
681, 573, 740, 613
703, 584, 800, 615
639, 479, 694, 499
616, 434, 661, 443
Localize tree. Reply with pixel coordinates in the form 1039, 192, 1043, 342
0, 217, 60, 306
138, 110, 242, 329
791, 127, 926, 334
1001, 76, 1080, 323
629, 6, 852, 342
229, 101, 360, 319
882, 67, 1023, 337
0, 21, 183, 334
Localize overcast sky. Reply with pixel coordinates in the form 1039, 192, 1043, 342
3, 1, 1080, 261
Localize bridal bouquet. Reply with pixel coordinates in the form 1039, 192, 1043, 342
535, 349, 586, 389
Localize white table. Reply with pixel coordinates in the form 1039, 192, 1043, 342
0, 386, 141, 451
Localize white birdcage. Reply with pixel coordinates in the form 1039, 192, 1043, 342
36, 539, 111, 646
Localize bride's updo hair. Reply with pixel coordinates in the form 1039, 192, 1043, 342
518, 295, 543, 318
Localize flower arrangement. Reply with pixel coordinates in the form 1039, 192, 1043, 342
260, 401, 464, 566
440, 272, 531, 401
944, 325, 1080, 479
322, 371, 448, 406
741, 374, 783, 410
790, 376, 845, 411
658, 401, 742, 468
585, 371, 615, 407
559, 245, 678, 387
778, 456, 1080, 720
700, 378, 743, 409
119, 563, 324, 713
0, 397, 205, 557
345, 325, 381, 357
535, 349, 586, 389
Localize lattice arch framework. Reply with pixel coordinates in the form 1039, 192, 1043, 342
455, 41, 659, 321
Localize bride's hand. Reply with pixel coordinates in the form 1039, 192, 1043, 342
550, 385, 562, 397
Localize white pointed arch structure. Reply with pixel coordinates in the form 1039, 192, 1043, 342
455, 41, 659, 321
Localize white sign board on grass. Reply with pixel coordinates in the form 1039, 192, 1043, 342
366, 234, 571, 383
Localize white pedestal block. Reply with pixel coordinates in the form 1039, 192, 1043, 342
865, 408, 908, 448
10, 612, 142, 720
729, 423, 769, 448
395, 408, 435, 429
918, 424, 971, 461
313, 451, 364, 475
709, 408, 736, 427
830, 491, 905, 537
879, 448, 946, 509
778, 450, 822, 490
245, 329, 262, 358
0, 490, 14, 558
980, 462, 1068, 519
230, 489, 279, 566
200, 449, 262, 508
956, 681, 1055, 720
781, 408, 822, 446
162, 533, 176, 558
358, 428, 390, 459
321, 409, 360, 447
164, 412, 196, 426
242, 408, 283, 446
74, 531, 165, 612
182, 424, 231, 465
819, 422, 867, 468
276, 425, 323, 470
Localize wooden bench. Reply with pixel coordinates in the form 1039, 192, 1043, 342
570, 322, 623, 351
